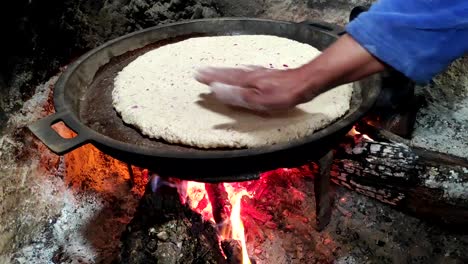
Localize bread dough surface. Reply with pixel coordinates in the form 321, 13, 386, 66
112, 35, 353, 148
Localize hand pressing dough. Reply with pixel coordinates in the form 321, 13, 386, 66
112, 35, 353, 149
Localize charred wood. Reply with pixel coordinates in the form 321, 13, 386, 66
205, 183, 232, 226
117, 184, 227, 263
331, 137, 468, 226
221, 239, 243, 264
221, 239, 256, 264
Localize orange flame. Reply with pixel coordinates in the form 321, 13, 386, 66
348, 126, 360, 137
184, 182, 252, 263
228, 193, 251, 264
222, 184, 252, 264
348, 126, 374, 141
185, 181, 215, 222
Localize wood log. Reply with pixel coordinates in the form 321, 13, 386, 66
117, 184, 227, 263
205, 183, 232, 226
331, 138, 468, 226
221, 239, 244, 264
221, 239, 257, 264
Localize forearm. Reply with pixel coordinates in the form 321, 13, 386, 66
296, 34, 386, 100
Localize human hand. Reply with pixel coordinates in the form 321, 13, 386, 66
194, 66, 317, 112
195, 35, 386, 112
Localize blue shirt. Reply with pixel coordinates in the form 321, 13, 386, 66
346, 0, 468, 83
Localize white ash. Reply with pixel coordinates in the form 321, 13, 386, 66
7, 75, 59, 127
13, 176, 105, 264
334, 255, 358, 264
1, 74, 100, 262
412, 96, 468, 159
412, 57, 468, 159
424, 168, 468, 202
2, 75, 139, 264
0, 75, 63, 261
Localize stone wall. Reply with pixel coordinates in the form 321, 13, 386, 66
0, 0, 220, 131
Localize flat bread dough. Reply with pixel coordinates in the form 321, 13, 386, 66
112, 35, 353, 149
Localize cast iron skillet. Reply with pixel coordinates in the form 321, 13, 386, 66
28, 18, 381, 182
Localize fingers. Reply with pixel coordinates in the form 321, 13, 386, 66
209, 82, 297, 112
194, 67, 217, 84
209, 82, 267, 112
194, 66, 253, 87
195, 66, 299, 112
242, 65, 268, 71
209, 82, 250, 109
194, 66, 268, 111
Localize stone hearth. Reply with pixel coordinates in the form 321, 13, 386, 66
0, 1, 467, 263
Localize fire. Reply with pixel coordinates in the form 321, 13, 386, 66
348, 125, 374, 141
184, 181, 252, 263
227, 193, 251, 264
348, 126, 360, 137
185, 181, 215, 222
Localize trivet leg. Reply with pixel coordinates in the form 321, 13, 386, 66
127, 163, 134, 188
314, 150, 334, 231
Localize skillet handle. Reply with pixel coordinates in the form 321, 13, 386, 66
298, 20, 345, 36
28, 112, 90, 155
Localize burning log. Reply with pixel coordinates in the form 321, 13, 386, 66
205, 183, 252, 262
205, 183, 254, 262
205, 183, 232, 226
117, 182, 227, 263
331, 131, 468, 226
221, 239, 256, 264
118, 178, 255, 263
221, 239, 243, 264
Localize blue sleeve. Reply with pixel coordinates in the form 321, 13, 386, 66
346, 0, 468, 83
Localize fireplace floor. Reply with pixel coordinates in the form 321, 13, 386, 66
1, 75, 467, 263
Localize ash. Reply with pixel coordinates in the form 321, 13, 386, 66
412, 57, 468, 158
14, 185, 105, 263
1, 76, 144, 263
